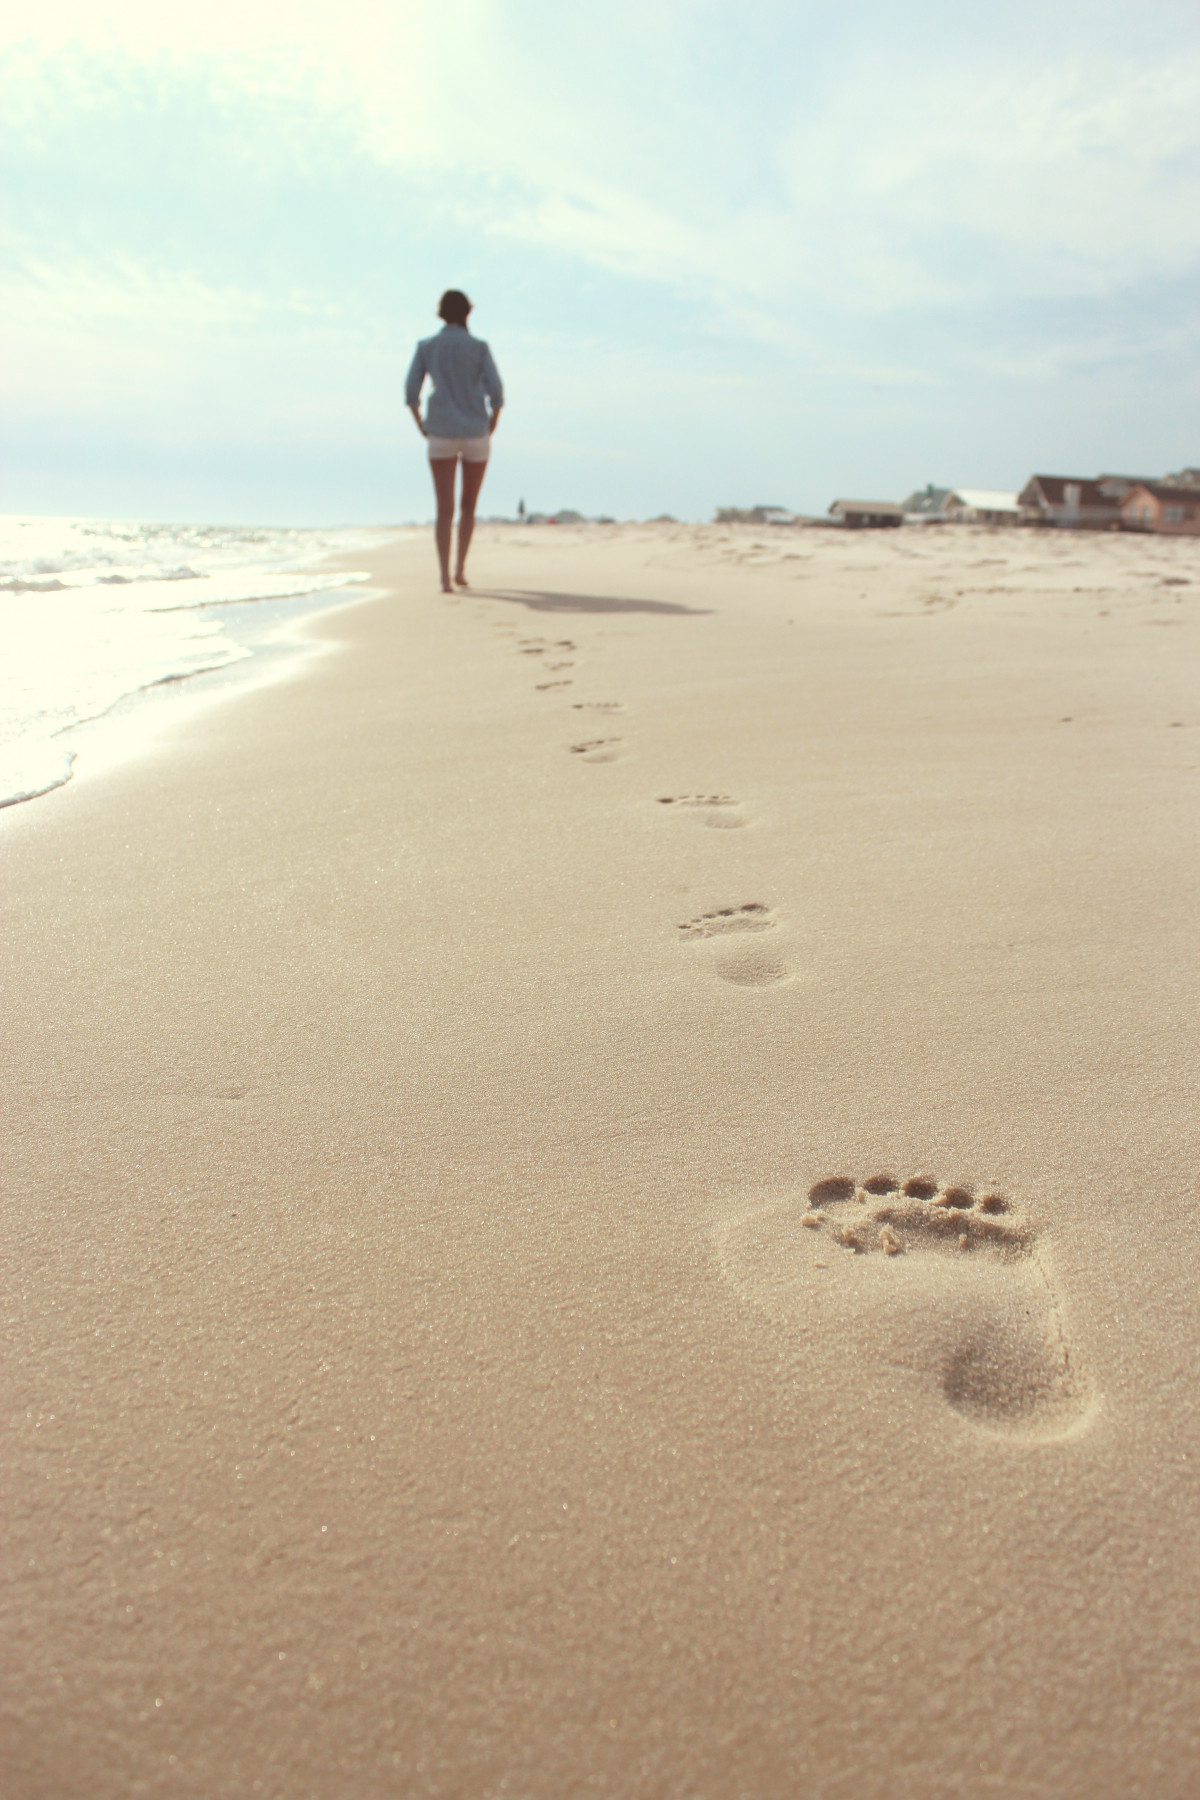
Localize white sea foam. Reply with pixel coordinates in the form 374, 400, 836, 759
0, 516, 394, 809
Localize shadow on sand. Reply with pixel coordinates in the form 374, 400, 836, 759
476, 588, 712, 617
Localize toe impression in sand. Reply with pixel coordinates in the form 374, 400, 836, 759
657, 794, 749, 829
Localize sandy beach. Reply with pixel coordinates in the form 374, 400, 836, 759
4, 518, 1199, 1798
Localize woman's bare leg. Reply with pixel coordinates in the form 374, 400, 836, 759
455, 457, 489, 586
430, 457, 457, 592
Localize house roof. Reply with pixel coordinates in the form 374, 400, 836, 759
1119, 482, 1200, 505
949, 489, 1019, 511
1021, 475, 1120, 509
902, 486, 952, 514
1095, 474, 1154, 495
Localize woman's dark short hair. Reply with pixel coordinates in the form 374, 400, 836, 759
438, 289, 471, 326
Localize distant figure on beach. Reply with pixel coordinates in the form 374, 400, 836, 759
406, 291, 504, 593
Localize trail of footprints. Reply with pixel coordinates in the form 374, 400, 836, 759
484, 592, 1092, 1442
719, 1173, 1091, 1440
511, 621, 780, 982
521, 636, 577, 692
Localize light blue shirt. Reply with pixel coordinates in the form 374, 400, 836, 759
405, 325, 504, 439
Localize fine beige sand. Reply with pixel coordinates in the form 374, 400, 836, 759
4, 519, 1199, 1798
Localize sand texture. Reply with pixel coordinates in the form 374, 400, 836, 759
4, 520, 1200, 1798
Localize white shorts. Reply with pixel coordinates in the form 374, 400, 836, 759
427, 435, 490, 462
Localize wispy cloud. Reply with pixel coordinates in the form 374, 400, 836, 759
8, 3, 1200, 314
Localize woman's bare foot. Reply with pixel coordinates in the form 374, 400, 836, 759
454, 572, 470, 588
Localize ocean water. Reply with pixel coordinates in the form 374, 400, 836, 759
0, 517, 393, 810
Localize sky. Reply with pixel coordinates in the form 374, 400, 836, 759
3, 0, 1200, 525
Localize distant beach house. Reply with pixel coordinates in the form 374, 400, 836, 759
1017, 475, 1126, 529
827, 499, 904, 529
901, 484, 952, 521
714, 505, 797, 524
942, 489, 1020, 525
1118, 482, 1200, 536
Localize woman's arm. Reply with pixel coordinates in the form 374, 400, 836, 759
404, 345, 428, 434
481, 344, 504, 431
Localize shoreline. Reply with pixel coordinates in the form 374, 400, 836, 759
4, 520, 1198, 1798
0, 546, 409, 823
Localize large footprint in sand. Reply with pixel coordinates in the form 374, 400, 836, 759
718, 1174, 1093, 1440
677, 903, 793, 986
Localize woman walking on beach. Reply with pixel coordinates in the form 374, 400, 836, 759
406, 291, 504, 593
